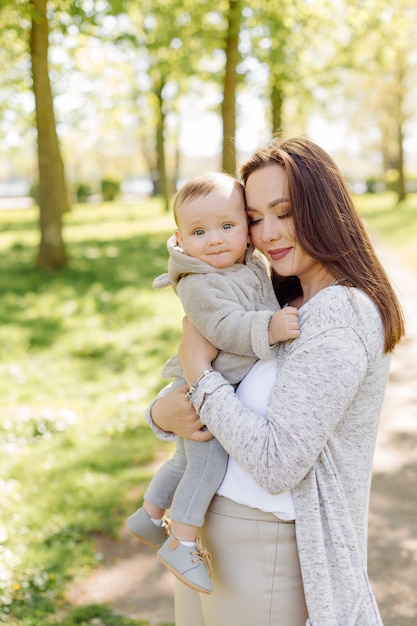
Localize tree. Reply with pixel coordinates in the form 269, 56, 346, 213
106, 0, 245, 206
243, 0, 341, 138
366, 1, 417, 201
320, 0, 417, 201
221, 0, 243, 175
30, 0, 69, 269
0, 0, 70, 269
105, 0, 201, 210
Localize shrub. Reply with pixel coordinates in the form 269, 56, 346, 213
101, 178, 120, 202
75, 183, 92, 203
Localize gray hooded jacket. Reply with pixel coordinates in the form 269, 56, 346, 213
153, 234, 281, 384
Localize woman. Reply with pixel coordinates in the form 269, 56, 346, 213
147, 137, 405, 626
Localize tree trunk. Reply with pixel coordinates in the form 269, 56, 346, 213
271, 82, 284, 135
221, 0, 242, 176
397, 121, 406, 202
154, 80, 170, 212
30, 0, 69, 269
395, 54, 406, 202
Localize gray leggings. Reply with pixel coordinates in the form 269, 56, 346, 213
144, 428, 228, 527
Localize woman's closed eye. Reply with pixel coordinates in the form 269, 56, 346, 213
248, 212, 292, 226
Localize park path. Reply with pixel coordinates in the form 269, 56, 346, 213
66, 240, 417, 626
367, 243, 417, 626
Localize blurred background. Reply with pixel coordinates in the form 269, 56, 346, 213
0, 1, 416, 625
0, 0, 416, 270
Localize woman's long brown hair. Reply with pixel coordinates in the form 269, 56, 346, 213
240, 137, 405, 353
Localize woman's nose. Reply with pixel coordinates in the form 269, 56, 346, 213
261, 216, 280, 242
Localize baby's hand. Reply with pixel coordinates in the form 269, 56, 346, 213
268, 307, 300, 344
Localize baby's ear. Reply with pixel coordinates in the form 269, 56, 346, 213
175, 229, 186, 251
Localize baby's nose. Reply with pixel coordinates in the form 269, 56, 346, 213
208, 233, 223, 244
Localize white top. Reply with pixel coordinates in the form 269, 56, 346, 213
217, 359, 295, 520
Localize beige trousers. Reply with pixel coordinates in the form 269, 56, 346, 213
174, 495, 308, 626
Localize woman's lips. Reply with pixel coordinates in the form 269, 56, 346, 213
269, 247, 292, 261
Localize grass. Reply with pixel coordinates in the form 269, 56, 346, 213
356, 191, 417, 272
0, 191, 415, 625
0, 199, 181, 625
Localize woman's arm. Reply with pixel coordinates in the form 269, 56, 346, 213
178, 315, 371, 495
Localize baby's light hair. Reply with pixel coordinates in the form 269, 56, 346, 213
173, 172, 245, 225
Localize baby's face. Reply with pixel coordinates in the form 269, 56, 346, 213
176, 187, 249, 269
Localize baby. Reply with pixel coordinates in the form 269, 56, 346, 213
126, 171, 299, 593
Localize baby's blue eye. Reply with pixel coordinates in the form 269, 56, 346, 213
193, 229, 205, 236
222, 223, 233, 230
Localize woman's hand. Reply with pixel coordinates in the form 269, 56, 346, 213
151, 383, 214, 442
178, 317, 219, 386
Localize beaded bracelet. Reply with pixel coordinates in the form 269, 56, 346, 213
184, 369, 214, 406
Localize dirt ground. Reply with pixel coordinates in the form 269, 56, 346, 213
66, 241, 417, 626
367, 244, 417, 626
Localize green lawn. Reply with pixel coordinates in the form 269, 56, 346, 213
0, 191, 415, 625
356, 191, 417, 272
0, 199, 181, 626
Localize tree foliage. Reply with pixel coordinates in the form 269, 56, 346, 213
104, 0, 246, 203
361, 0, 417, 200
316, 0, 417, 200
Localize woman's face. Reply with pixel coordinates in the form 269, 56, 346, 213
245, 164, 321, 281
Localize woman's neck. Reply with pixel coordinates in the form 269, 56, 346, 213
290, 271, 337, 308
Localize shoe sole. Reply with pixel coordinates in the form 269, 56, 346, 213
157, 554, 213, 594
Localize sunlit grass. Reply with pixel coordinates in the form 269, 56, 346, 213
0, 198, 178, 625
0, 201, 181, 418
356, 191, 417, 271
